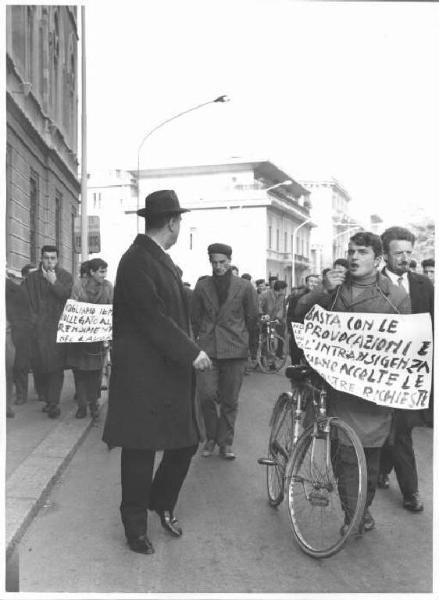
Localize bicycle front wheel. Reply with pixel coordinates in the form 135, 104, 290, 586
266, 393, 294, 506
258, 334, 287, 373
285, 417, 367, 558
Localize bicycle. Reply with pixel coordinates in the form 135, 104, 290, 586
256, 315, 287, 374
258, 364, 367, 558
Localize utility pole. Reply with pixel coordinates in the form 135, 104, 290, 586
80, 6, 88, 262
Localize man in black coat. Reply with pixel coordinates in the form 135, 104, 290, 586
103, 190, 211, 555
378, 226, 434, 512
23, 246, 72, 418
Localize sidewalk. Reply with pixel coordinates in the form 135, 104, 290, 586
5, 370, 108, 558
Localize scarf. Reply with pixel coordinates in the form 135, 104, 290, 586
213, 268, 232, 306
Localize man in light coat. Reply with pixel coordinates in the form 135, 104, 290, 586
103, 190, 211, 555
295, 231, 411, 533
192, 243, 259, 460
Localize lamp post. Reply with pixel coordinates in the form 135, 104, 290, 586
136, 94, 229, 232
291, 217, 313, 287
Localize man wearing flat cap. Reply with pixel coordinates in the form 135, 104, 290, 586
191, 243, 258, 460
103, 190, 211, 555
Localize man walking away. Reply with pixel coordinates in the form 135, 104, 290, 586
103, 190, 211, 555
377, 226, 434, 511
192, 243, 258, 460
23, 246, 72, 418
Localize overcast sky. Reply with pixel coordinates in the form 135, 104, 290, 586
86, 0, 438, 226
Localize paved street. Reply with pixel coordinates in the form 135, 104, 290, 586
18, 369, 433, 594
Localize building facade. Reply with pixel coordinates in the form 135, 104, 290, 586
6, 6, 80, 275
136, 160, 312, 288
86, 161, 312, 287
300, 178, 361, 274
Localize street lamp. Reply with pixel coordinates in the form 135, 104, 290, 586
291, 217, 313, 287
136, 94, 230, 231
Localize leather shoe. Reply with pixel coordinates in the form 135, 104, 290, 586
360, 509, 375, 532
201, 440, 216, 457
403, 493, 424, 512
219, 445, 236, 460
158, 510, 182, 537
127, 534, 155, 555
377, 473, 390, 489
75, 406, 87, 419
48, 405, 61, 419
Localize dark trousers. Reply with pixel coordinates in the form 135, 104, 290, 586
13, 366, 29, 403
73, 369, 101, 409
33, 370, 64, 407
336, 446, 381, 521
379, 411, 418, 497
120, 445, 198, 540
197, 358, 246, 447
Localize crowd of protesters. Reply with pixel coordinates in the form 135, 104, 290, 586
4, 189, 434, 554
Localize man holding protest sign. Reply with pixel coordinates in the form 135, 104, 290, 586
295, 231, 411, 533
377, 226, 434, 512
66, 258, 113, 420
103, 190, 211, 556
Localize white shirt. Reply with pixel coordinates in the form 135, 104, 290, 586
384, 268, 410, 295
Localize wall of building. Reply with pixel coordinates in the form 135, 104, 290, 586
6, 6, 80, 274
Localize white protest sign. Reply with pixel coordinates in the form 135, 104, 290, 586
292, 305, 433, 410
57, 299, 112, 343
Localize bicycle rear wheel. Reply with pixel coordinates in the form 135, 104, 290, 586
285, 417, 367, 558
258, 334, 287, 373
266, 393, 295, 506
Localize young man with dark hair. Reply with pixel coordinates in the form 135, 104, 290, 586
377, 226, 434, 512
192, 243, 258, 460
295, 231, 411, 533
23, 245, 73, 418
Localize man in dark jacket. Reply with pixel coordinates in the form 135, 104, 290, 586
103, 190, 211, 556
23, 246, 72, 418
377, 226, 434, 512
295, 232, 410, 533
12, 263, 36, 405
192, 243, 258, 460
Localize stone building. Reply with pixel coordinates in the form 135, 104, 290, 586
6, 6, 80, 275
300, 178, 361, 274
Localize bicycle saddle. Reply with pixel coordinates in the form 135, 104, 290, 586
285, 365, 313, 381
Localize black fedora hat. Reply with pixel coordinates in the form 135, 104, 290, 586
136, 190, 189, 218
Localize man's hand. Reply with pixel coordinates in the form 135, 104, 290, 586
323, 269, 346, 292
43, 268, 57, 284
193, 351, 212, 371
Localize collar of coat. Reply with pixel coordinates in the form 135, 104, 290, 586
197, 273, 247, 314
133, 234, 180, 281
331, 271, 397, 311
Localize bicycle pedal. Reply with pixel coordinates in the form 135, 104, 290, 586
257, 457, 277, 466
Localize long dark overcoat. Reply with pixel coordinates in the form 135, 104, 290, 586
23, 266, 73, 373
102, 234, 201, 450
295, 273, 411, 447
386, 269, 435, 427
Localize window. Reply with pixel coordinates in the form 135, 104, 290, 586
291, 234, 294, 255
55, 190, 62, 249
268, 226, 272, 249
29, 171, 39, 263
276, 229, 279, 251
189, 232, 193, 250
284, 232, 287, 252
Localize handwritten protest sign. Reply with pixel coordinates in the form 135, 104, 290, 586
57, 299, 112, 343
292, 305, 432, 410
